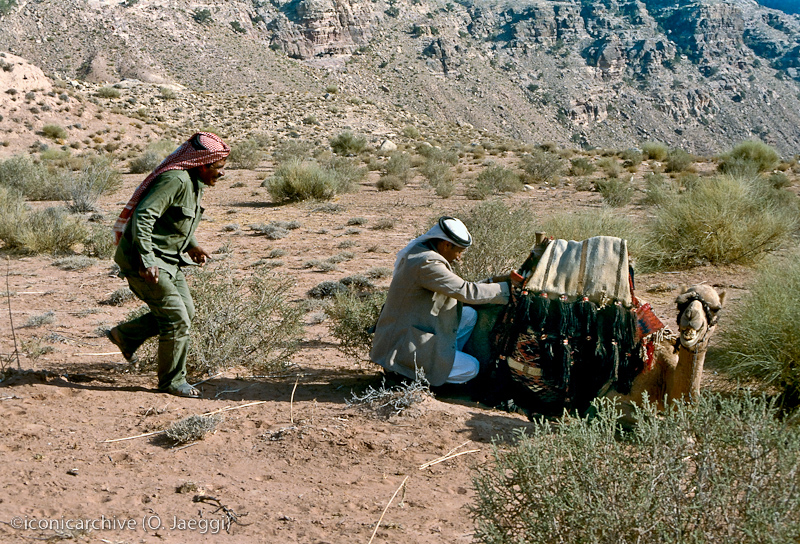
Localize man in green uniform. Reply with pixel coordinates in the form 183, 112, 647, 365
107, 132, 230, 397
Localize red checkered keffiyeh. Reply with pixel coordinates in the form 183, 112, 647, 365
112, 132, 230, 244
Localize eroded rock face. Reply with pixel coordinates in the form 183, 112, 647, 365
0, 52, 51, 93
264, 0, 379, 59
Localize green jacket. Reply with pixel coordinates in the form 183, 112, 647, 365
114, 169, 205, 279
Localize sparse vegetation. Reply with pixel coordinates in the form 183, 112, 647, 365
718, 251, 800, 407
456, 200, 540, 281
595, 176, 634, 207
327, 290, 387, 360
665, 147, 694, 173
346, 371, 431, 418
466, 165, 522, 199
642, 141, 669, 161
640, 174, 798, 269
186, 266, 303, 376
164, 414, 222, 445
0, 155, 67, 200
64, 156, 122, 212
41, 124, 67, 140
472, 394, 800, 544
228, 138, 265, 170
718, 140, 781, 175
520, 149, 562, 184
264, 158, 336, 202
330, 131, 366, 155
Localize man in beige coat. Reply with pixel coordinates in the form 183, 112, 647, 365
370, 217, 515, 387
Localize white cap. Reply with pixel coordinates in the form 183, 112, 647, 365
438, 216, 472, 247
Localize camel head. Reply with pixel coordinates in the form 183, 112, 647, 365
675, 284, 725, 351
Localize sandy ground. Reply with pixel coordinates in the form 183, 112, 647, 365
0, 168, 752, 543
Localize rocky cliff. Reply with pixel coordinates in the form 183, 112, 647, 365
0, 0, 798, 155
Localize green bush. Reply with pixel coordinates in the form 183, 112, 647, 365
0, 186, 28, 249
330, 131, 366, 155
327, 290, 387, 361
717, 252, 800, 406
641, 171, 679, 206
96, 86, 120, 99
595, 176, 634, 207
618, 148, 643, 168
18, 207, 88, 255
186, 266, 303, 376
455, 200, 540, 281
421, 159, 454, 196
323, 156, 366, 194
416, 143, 459, 165
640, 174, 798, 269
719, 140, 780, 175
228, 138, 265, 170
42, 124, 67, 140
272, 140, 314, 163
0, 155, 67, 200
569, 157, 595, 176
520, 149, 562, 184
665, 147, 694, 173
0, 0, 18, 16
264, 158, 337, 202
596, 156, 622, 178
128, 140, 174, 174
65, 156, 122, 212
376, 174, 405, 191
466, 165, 523, 200
472, 394, 800, 544
83, 223, 115, 259
642, 141, 669, 161
385, 152, 412, 181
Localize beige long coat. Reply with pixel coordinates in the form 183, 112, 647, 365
370, 241, 509, 386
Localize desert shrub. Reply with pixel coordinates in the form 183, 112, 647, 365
323, 156, 366, 193
385, 152, 412, 181
264, 158, 336, 202
618, 148, 643, 167
665, 147, 694, 173
273, 140, 314, 163
472, 394, 800, 544
596, 156, 622, 178
717, 252, 800, 406
641, 171, 679, 206
539, 209, 643, 257
767, 172, 791, 189
64, 156, 122, 212
24, 310, 55, 328
569, 157, 595, 176
641, 141, 669, 161
83, 224, 115, 259
164, 414, 222, 445
17, 207, 88, 255
327, 290, 387, 360
520, 149, 562, 184
330, 131, 366, 155
96, 86, 120, 99
402, 125, 421, 139
346, 371, 432, 418
128, 140, 175, 174
0, 1, 18, 16
466, 165, 523, 200
640, 174, 797, 269
0, 154, 66, 200
42, 124, 67, 140
595, 176, 634, 206
718, 140, 780, 175
53, 256, 96, 270
187, 266, 303, 376
0, 186, 28, 249
228, 138, 265, 170
421, 159, 455, 196
456, 200, 540, 281
192, 8, 213, 25
376, 174, 405, 191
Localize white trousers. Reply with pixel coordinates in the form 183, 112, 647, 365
446, 306, 479, 384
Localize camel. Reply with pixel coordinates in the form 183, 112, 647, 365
606, 284, 725, 423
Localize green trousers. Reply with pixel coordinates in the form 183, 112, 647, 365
117, 268, 195, 391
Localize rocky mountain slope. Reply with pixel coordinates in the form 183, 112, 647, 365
0, 0, 799, 155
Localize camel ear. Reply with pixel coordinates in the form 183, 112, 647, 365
717, 290, 726, 307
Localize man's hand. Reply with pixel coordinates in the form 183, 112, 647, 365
492, 272, 523, 287
139, 266, 159, 284
187, 246, 211, 265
